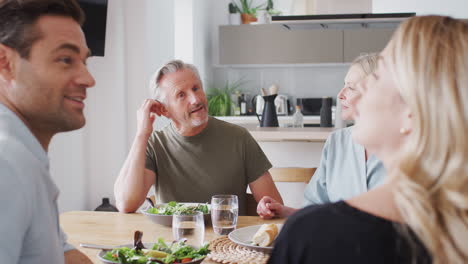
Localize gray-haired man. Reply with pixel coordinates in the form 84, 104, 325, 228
114, 60, 283, 215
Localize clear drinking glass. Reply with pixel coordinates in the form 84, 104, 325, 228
172, 211, 205, 248
211, 194, 239, 235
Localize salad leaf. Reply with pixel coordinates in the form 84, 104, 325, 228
152, 238, 171, 253
103, 238, 210, 264
146, 202, 209, 216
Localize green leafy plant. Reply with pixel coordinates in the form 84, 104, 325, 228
231, 0, 266, 16
266, 0, 281, 15
103, 238, 210, 264
228, 2, 238, 14
207, 79, 245, 116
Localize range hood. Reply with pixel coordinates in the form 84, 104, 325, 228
271, 13, 415, 30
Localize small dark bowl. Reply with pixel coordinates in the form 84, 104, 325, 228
142, 203, 211, 227
98, 243, 205, 264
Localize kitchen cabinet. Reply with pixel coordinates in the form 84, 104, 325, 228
343, 28, 395, 62
219, 24, 396, 64
219, 24, 343, 64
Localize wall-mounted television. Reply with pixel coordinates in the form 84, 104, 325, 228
78, 0, 108, 57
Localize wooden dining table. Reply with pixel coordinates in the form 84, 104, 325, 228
60, 211, 285, 264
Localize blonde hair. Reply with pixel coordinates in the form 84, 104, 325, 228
351, 52, 379, 77
388, 16, 468, 263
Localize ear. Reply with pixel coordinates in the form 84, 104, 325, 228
159, 103, 171, 119
401, 107, 413, 135
0, 44, 17, 82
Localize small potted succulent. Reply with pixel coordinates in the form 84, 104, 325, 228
230, 0, 266, 24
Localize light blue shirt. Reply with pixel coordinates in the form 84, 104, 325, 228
0, 104, 74, 264
304, 126, 386, 205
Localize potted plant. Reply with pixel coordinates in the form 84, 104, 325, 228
266, 0, 281, 16
231, 0, 266, 24
207, 79, 245, 116
228, 2, 241, 25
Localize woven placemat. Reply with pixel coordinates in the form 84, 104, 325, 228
207, 236, 270, 264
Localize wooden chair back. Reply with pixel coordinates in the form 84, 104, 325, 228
269, 167, 316, 183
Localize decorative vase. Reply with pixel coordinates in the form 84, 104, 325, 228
241, 13, 257, 24
256, 10, 270, 24
229, 13, 241, 25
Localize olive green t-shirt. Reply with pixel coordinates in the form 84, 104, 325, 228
145, 117, 272, 215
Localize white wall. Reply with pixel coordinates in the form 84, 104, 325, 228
50, 0, 177, 212
373, 0, 468, 18
175, 0, 194, 63
193, 0, 215, 84
315, 0, 372, 14
49, 130, 87, 212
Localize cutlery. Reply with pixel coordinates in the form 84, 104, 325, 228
146, 197, 155, 208
80, 243, 116, 250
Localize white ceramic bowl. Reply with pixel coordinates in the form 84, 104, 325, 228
142, 203, 211, 227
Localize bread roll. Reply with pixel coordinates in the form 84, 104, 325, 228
252, 224, 278, 247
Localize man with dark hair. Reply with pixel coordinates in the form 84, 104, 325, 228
0, 0, 95, 263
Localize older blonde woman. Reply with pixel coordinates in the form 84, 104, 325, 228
268, 16, 467, 263
257, 53, 386, 218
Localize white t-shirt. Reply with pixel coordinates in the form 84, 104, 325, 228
0, 104, 73, 264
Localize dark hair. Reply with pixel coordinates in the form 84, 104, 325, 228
0, 0, 85, 58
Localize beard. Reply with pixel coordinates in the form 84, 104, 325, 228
188, 103, 208, 127
190, 114, 208, 127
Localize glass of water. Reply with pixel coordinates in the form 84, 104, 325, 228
211, 194, 239, 235
172, 211, 205, 248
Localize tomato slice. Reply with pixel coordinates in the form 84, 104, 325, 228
181, 258, 193, 263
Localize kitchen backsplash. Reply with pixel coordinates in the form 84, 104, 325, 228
211, 64, 350, 114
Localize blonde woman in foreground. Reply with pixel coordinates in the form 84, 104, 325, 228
268, 16, 468, 264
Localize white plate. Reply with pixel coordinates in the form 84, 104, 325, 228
228, 224, 283, 253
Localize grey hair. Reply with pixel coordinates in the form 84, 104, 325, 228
149, 59, 202, 103
351, 52, 379, 76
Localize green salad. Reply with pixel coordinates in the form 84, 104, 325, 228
103, 238, 209, 264
146, 201, 209, 215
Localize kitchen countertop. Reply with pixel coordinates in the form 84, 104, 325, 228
214, 116, 335, 142
247, 126, 335, 142
215, 115, 323, 124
